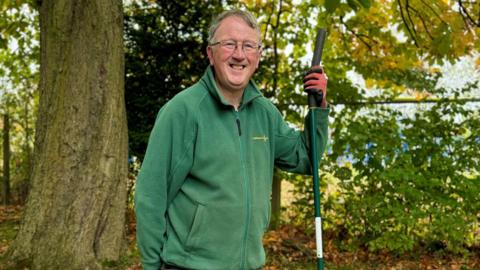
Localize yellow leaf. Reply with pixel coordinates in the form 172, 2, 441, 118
429, 67, 441, 74
365, 78, 375, 88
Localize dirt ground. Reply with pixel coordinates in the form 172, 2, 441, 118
1, 205, 479, 270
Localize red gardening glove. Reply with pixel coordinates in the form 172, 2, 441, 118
304, 66, 328, 107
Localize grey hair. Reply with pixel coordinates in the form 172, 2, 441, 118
208, 9, 261, 45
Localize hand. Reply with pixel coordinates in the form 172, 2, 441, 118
303, 66, 328, 107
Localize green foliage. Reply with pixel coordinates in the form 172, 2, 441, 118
124, 0, 229, 158
325, 0, 341, 13
0, 1, 38, 202
246, 0, 480, 255
322, 84, 480, 254
288, 84, 480, 255
122, 0, 480, 256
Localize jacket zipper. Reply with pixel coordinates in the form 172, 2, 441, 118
235, 110, 250, 269
236, 118, 242, 136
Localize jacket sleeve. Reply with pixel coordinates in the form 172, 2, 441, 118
274, 107, 329, 174
134, 101, 196, 270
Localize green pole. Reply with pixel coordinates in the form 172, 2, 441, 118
310, 109, 324, 270
308, 28, 327, 270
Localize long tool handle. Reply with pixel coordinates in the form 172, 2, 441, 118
308, 28, 327, 108
309, 28, 327, 270
310, 111, 324, 270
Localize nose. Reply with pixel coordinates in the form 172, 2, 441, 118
231, 43, 246, 58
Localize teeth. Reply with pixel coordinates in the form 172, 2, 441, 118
230, 64, 245, 70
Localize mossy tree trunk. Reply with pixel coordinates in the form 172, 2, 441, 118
7, 0, 128, 269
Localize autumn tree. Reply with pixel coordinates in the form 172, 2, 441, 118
124, 0, 479, 254
242, 0, 480, 254
6, 0, 128, 268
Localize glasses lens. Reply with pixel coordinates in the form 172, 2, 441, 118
222, 40, 237, 50
243, 42, 257, 53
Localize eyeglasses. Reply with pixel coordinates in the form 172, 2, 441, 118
209, 39, 262, 54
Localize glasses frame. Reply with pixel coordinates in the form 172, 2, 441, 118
209, 39, 262, 54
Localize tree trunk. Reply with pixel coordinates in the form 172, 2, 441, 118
7, 1, 128, 269
270, 168, 282, 229
269, 1, 284, 230
20, 89, 34, 203
2, 112, 11, 206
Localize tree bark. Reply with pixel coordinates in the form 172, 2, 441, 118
270, 168, 282, 229
7, 0, 128, 269
2, 112, 11, 206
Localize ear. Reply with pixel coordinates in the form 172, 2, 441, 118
255, 49, 263, 69
207, 46, 214, 65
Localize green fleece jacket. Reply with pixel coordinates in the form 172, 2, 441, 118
135, 66, 328, 270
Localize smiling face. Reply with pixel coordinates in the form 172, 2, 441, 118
207, 16, 261, 97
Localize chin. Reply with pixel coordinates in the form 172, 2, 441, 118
228, 81, 248, 90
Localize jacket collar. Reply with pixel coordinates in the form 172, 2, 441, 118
200, 66, 262, 109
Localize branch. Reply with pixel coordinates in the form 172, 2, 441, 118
334, 97, 480, 106
335, 22, 353, 55
397, 0, 419, 47
458, 0, 480, 27
405, 0, 418, 36
339, 16, 376, 51
406, 4, 434, 40
285, 98, 480, 106
458, 2, 473, 31
272, 0, 282, 91
267, 0, 283, 98
419, 0, 447, 24
262, 2, 274, 42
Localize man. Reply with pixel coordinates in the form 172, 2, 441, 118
135, 9, 329, 270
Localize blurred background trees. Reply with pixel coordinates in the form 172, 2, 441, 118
0, 1, 38, 206
124, 1, 230, 159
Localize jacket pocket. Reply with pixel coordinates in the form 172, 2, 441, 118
184, 204, 244, 266
185, 203, 204, 249
247, 203, 268, 267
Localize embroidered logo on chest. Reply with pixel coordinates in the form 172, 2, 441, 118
252, 136, 268, 142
